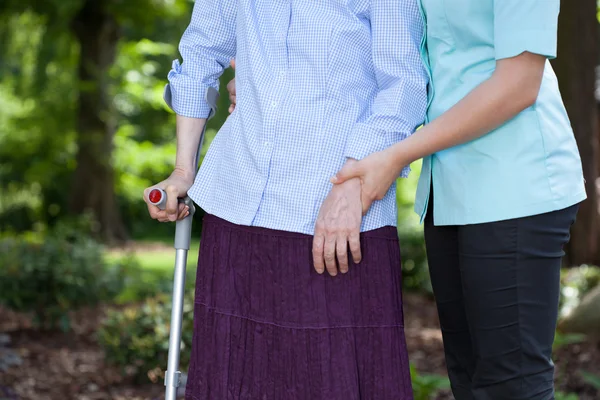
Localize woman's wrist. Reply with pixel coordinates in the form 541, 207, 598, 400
172, 165, 197, 183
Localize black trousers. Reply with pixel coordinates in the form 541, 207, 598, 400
424, 194, 579, 400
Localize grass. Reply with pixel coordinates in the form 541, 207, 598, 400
106, 238, 200, 269
105, 237, 201, 303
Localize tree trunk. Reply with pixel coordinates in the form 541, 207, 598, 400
69, 0, 127, 244
553, 0, 600, 266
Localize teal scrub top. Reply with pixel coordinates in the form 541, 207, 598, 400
414, 0, 587, 225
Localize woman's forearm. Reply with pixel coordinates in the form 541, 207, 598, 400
174, 114, 207, 178
389, 52, 546, 170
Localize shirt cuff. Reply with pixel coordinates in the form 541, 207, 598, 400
495, 29, 557, 60
345, 124, 411, 178
164, 60, 213, 119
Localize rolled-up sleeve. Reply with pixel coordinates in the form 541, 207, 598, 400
165, 0, 237, 118
344, 0, 428, 178
494, 0, 560, 60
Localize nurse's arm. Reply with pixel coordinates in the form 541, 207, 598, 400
383, 51, 546, 174
331, 52, 547, 205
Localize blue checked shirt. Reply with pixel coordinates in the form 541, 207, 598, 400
165, 0, 428, 235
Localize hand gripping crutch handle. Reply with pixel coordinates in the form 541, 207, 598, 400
162, 86, 219, 400
148, 189, 196, 250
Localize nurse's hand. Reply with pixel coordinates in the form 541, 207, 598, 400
227, 59, 236, 113
331, 147, 403, 214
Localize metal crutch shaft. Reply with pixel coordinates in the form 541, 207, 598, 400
148, 191, 195, 400
165, 197, 194, 400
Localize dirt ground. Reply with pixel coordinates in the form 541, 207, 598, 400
1, 294, 598, 400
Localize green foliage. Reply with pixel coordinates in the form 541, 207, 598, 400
555, 391, 579, 400
0, 9, 79, 233
553, 331, 587, 352
581, 370, 600, 390
0, 0, 237, 239
410, 364, 451, 400
98, 290, 195, 383
399, 225, 430, 293
0, 0, 204, 237
397, 161, 431, 293
559, 265, 600, 319
113, 258, 197, 304
0, 216, 129, 331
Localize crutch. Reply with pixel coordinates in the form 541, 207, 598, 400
148, 86, 219, 400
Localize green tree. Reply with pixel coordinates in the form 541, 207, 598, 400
0, 0, 235, 242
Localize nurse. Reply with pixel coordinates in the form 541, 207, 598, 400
332, 0, 586, 398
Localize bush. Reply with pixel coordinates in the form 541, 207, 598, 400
111, 257, 196, 305
0, 216, 128, 331
555, 392, 579, 400
559, 265, 600, 319
98, 290, 195, 383
410, 364, 451, 400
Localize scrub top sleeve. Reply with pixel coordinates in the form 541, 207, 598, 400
494, 0, 560, 60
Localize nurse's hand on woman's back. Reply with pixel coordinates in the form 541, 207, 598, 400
227, 59, 236, 113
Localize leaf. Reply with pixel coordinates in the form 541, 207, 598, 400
553, 332, 587, 351
581, 370, 600, 390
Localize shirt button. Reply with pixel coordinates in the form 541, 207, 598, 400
279, 71, 286, 77
271, 101, 277, 107
264, 141, 271, 147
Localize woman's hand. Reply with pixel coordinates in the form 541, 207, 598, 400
331, 149, 405, 215
143, 168, 195, 222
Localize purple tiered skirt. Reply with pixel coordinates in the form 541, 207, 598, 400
185, 214, 413, 400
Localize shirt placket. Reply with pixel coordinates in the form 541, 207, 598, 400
251, 1, 291, 226
261, 1, 291, 176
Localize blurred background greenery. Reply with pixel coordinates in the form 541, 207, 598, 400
0, 1, 599, 399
